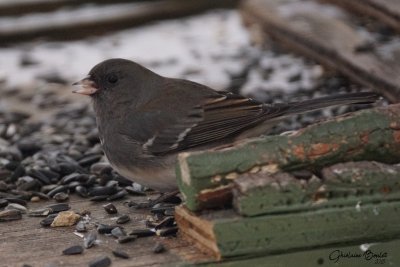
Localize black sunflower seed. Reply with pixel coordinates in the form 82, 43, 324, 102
152, 242, 166, 254
5, 197, 27, 206
90, 163, 112, 175
88, 186, 118, 197
97, 224, 117, 234
106, 190, 127, 201
62, 245, 83, 255
47, 203, 70, 213
0, 209, 22, 221
75, 220, 87, 232
47, 185, 68, 197
111, 227, 126, 238
53, 192, 69, 202
112, 249, 130, 259
156, 226, 178, 237
0, 199, 8, 208
40, 214, 57, 227
125, 186, 146, 196
84, 231, 97, 249
116, 214, 130, 224
6, 203, 27, 213
117, 235, 136, 244
88, 256, 111, 267
128, 229, 155, 237
154, 216, 175, 230
75, 185, 88, 197
103, 203, 118, 214
78, 154, 102, 167
90, 195, 108, 202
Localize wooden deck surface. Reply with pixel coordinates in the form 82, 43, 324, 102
0, 195, 210, 267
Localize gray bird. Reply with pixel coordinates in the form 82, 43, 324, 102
73, 58, 379, 192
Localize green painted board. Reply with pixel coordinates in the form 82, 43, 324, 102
176, 201, 400, 259
234, 161, 400, 216
176, 105, 400, 211
181, 238, 400, 267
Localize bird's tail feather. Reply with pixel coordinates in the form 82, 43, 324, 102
282, 92, 379, 115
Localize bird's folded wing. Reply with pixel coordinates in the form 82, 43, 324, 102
144, 92, 289, 155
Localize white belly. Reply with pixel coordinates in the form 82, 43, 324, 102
112, 163, 178, 192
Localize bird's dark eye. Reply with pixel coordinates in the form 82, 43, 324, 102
107, 74, 118, 84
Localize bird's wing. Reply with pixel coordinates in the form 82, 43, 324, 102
143, 90, 289, 155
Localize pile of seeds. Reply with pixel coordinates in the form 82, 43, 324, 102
0, 102, 144, 213
56, 200, 175, 265
0, 101, 181, 266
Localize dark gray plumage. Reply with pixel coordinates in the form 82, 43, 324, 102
73, 58, 379, 192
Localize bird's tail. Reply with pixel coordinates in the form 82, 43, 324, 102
281, 92, 380, 115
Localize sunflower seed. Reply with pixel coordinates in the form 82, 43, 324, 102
125, 186, 146, 196
156, 226, 178, 237
0, 209, 22, 221
97, 224, 117, 234
78, 154, 102, 167
62, 245, 83, 255
5, 203, 27, 213
47, 203, 70, 213
106, 190, 127, 201
90, 195, 108, 202
116, 214, 130, 224
40, 214, 57, 227
88, 256, 111, 267
112, 249, 130, 259
88, 186, 118, 197
111, 227, 126, 238
5, 197, 27, 206
0, 199, 8, 208
154, 216, 175, 230
75, 185, 88, 197
117, 235, 136, 244
152, 242, 165, 254
90, 163, 112, 175
128, 229, 155, 237
75, 220, 87, 232
84, 231, 97, 249
103, 203, 117, 214
47, 185, 68, 197
53, 192, 69, 202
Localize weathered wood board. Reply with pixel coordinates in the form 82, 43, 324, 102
176, 104, 400, 211
240, 0, 400, 103
176, 202, 400, 259
189, 238, 400, 267
0, 0, 238, 44
233, 161, 400, 217
322, 0, 400, 32
0, 195, 210, 267
0, 0, 140, 16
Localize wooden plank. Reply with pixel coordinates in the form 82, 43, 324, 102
0, 195, 210, 267
176, 201, 400, 259
0, 0, 238, 44
322, 0, 400, 33
187, 238, 400, 266
176, 104, 400, 211
240, 0, 400, 103
0, 0, 148, 16
233, 161, 400, 217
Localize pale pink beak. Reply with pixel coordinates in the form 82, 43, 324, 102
72, 75, 98, 95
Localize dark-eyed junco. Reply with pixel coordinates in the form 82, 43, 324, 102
73, 58, 379, 192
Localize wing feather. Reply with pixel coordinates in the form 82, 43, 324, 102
145, 92, 285, 155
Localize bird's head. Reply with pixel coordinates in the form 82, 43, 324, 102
72, 58, 156, 99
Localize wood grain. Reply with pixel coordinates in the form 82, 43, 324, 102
0, 195, 209, 267
240, 0, 400, 102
